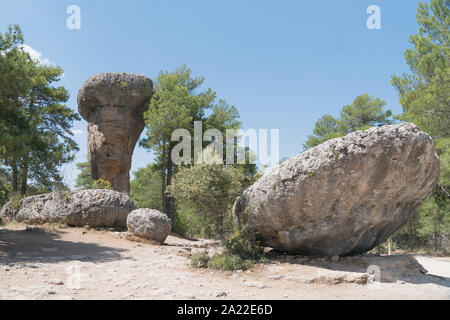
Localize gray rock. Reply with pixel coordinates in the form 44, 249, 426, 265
78, 73, 153, 193
126, 208, 172, 243
0, 189, 136, 228
233, 123, 440, 256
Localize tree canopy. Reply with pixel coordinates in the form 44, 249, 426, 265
303, 94, 393, 149
0, 25, 79, 198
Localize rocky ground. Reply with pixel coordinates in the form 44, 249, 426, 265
0, 224, 449, 300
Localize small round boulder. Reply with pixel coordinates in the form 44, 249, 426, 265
126, 208, 172, 243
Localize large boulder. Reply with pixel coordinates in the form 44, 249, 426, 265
233, 123, 440, 256
77, 73, 153, 193
0, 189, 137, 228
126, 208, 172, 243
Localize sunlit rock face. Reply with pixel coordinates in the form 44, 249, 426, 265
233, 123, 440, 256
0, 189, 137, 228
77, 73, 153, 193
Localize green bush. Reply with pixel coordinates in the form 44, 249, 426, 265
208, 249, 255, 271
190, 248, 259, 271
173, 204, 216, 238
10, 192, 22, 210
93, 179, 112, 190
167, 164, 244, 242
190, 250, 210, 268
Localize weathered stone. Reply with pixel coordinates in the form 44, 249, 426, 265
0, 189, 136, 228
233, 123, 440, 256
77, 73, 153, 193
126, 208, 172, 243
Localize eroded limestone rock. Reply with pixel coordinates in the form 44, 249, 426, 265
0, 189, 137, 228
233, 123, 440, 256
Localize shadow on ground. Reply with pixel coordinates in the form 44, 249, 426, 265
266, 250, 450, 288
0, 227, 128, 264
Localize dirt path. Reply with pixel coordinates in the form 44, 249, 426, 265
0, 225, 449, 300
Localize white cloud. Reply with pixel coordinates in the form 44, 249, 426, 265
71, 129, 84, 135
19, 44, 55, 66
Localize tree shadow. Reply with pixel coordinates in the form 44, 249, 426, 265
265, 250, 450, 288
0, 227, 128, 265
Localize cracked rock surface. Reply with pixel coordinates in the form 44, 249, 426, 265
0, 189, 137, 228
233, 123, 440, 256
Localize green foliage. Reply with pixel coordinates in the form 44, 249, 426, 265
74, 161, 94, 190
167, 164, 244, 243
190, 250, 211, 268
173, 204, 215, 238
391, 0, 449, 140
391, 0, 449, 253
207, 249, 255, 271
303, 94, 393, 149
303, 115, 341, 149
0, 167, 10, 207
0, 25, 79, 195
140, 65, 242, 220
190, 238, 263, 271
9, 192, 22, 210
92, 179, 112, 190
130, 164, 162, 210
170, 163, 264, 270
118, 81, 128, 89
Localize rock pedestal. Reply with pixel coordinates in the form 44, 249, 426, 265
77, 73, 153, 193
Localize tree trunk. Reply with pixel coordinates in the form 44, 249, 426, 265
12, 161, 19, 193
409, 219, 415, 252
166, 159, 175, 222
161, 141, 168, 215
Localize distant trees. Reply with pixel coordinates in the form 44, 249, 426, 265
0, 25, 79, 200
303, 94, 393, 149
140, 65, 242, 221
74, 162, 93, 190
301, 0, 449, 254
167, 163, 244, 243
391, 0, 449, 252
130, 164, 162, 211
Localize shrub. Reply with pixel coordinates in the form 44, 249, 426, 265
190, 250, 210, 268
167, 164, 244, 243
208, 249, 255, 271
93, 179, 112, 189
10, 192, 22, 210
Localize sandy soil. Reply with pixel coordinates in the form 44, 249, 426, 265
0, 224, 449, 300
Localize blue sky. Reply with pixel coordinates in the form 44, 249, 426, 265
0, 0, 423, 187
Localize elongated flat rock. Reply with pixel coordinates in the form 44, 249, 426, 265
0, 189, 137, 228
233, 123, 440, 256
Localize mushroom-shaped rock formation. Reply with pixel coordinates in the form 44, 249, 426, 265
78, 73, 153, 193
233, 123, 440, 256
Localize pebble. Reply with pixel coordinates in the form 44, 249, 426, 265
245, 281, 267, 288
47, 279, 64, 285
213, 291, 227, 297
